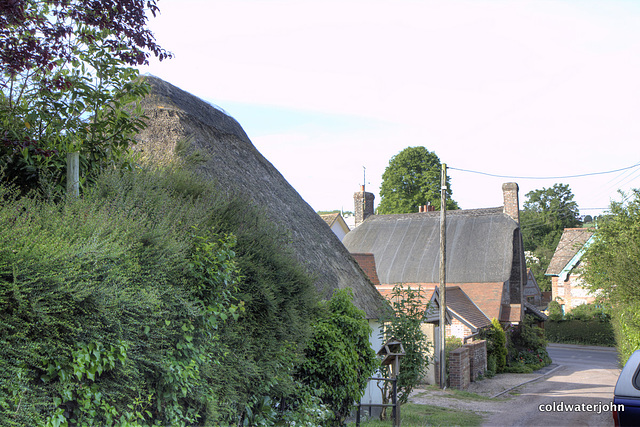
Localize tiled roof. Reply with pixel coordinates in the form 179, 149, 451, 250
441, 286, 491, 330
319, 213, 340, 227
546, 228, 595, 276
376, 283, 498, 329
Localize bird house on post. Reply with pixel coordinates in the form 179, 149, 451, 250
377, 337, 405, 427
378, 337, 405, 376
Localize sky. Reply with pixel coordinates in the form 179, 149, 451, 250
139, 0, 640, 217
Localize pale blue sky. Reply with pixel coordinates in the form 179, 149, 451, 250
140, 0, 640, 215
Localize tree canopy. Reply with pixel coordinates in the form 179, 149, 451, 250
583, 189, 640, 363
1, 0, 171, 194
520, 183, 581, 291
377, 146, 458, 214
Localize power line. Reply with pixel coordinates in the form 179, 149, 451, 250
449, 162, 640, 180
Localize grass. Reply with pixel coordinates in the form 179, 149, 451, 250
413, 385, 492, 401
347, 403, 483, 427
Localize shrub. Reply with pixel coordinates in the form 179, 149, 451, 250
0, 166, 320, 426
298, 288, 378, 426
545, 319, 615, 347
378, 284, 432, 412
479, 319, 507, 374
547, 300, 564, 321
505, 315, 551, 372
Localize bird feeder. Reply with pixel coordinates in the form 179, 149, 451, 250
378, 337, 405, 378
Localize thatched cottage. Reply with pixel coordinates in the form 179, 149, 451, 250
132, 76, 388, 321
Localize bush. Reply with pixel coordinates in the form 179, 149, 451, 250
547, 300, 564, 321
0, 166, 320, 426
298, 289, 378, 426
566, 303, 611, 322
479, 319, 507, 374
545, 320, 615, 347
378, 285, 432, 410
506, 315, 551, 372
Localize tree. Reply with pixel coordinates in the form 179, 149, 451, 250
520, 183, 581, 291
1, 0, 171, 194
583, 189, 640, 363
378, 284, 432, 419
377, 146, 458, 214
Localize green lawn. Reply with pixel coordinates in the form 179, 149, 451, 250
347, 403, 483, 427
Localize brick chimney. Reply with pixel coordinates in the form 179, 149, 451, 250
418, 203, 435, 213
354, 185, 375, 227
502, 182, 520, 224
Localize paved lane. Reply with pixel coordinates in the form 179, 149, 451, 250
482, 344, 621, 427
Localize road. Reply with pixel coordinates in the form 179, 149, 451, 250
482, 344, 621, 427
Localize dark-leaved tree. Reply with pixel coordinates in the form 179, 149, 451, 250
1, 0, 171, 194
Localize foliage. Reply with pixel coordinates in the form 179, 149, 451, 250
377, 147, 458, 214
0, 166, 320, 426
520, 184, 581, 292
505, 316, 551, 373
565, 303, 611, 322
545, 320, 615, 347
478, 319, 507, 374
378, 284, 432, 414
1, 0, 170, 195
547, 300, 564, 321
583, 189, 640, 363
297, 288, 377, 426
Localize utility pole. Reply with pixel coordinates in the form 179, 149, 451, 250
439, 163, 447, 389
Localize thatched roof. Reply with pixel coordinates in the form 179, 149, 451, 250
546, 228, 595, 276
343, 208, 520, 284
133, 76, 388, 318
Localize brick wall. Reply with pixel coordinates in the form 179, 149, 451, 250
465, 340, 487, 382
351, 253, 381, 286
354, 188, 375, 227
448, 346, 470, 389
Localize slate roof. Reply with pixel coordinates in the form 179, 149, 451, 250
546, 228, 595, 276
342, 208, 519, 284
134, 76, 389, 319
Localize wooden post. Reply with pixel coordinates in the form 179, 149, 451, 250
67, 152, 79, 198
439, 163, 447, 389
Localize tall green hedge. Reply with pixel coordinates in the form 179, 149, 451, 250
0, 167, 320, 426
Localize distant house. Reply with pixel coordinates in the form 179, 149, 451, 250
319, 212, 350, 241
524, 269, 543, 307
546, 228, 596, 313
344, 183, 547, 383
345, 183, 529, 328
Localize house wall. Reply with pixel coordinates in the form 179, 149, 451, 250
422, 323, 436, 385
445, 318, 473, 340
330, 222, 348, 241
552, 274, 596, 313
362, 320, 384, 407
